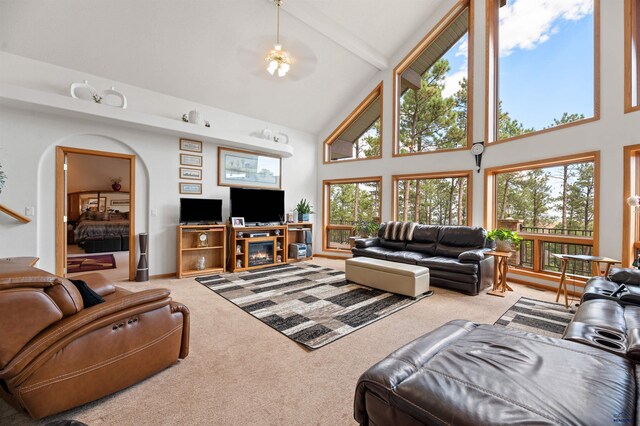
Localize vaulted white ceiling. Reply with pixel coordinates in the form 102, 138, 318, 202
0, 0, 447, 134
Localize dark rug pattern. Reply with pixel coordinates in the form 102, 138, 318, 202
195, 263, 426, 349
67, 254, 116, 273
494, 296, 575, 338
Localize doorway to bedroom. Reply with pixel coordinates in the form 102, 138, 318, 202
55, 147, 136, 281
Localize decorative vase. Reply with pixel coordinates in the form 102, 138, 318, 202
195, 256, 206, 270
100, 86, 127, 109
112, 183, 121, 191
261, 127, 273, 140
135, 233, 149, 282
495, 239, 513, 252
69, 80, 98, 101
188, 109, 203, 125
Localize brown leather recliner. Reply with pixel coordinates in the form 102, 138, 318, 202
0, 261, 190, 419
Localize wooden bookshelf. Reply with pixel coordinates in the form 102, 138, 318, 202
286, 222, 313, 263
177, 225, 226, 278
229, 225, 287, 272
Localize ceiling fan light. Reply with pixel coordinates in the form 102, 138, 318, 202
280, 62, 290, 73
277, 67, 287, 77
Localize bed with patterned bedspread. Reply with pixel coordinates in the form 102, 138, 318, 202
74, 211, 129, 244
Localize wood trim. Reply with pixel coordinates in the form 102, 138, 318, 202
486, 117, 599, 147
625, 0, 640, 112
483, 151, 600, 174
217, 146, 283, 189
151, 272, 177, 280
390, 170, 473, 225
56, 146, 136, 280
313, 253, 351, 260
485, 0, 601, 142
509, 268, 587, 287
484, 151, 599, 282
323, 82, 383, 164
55, 147, 65, 276
392, 0, 473, 156
508, 276, 583, 297
484, 0, 499, 144
623, 144, 640, 267
322, 176, 383, 252
0, 204, 31, 223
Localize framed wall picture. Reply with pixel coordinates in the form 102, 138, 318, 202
180, 153, 203, 167
218, 147, 281, 189
231, 217, 245, 227
180, 138, 202, 153
179, 182, 202, 194
110, 199, 130, 206
180, 167, 202, 180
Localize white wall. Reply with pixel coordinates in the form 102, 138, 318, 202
0, 53, 317, 275
315, 0, 640, 288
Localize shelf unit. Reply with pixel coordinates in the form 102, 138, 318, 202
286, 222, 313, 263
177, 225, 226, 278
0, 83, 294, 158
229, 225, 287, 272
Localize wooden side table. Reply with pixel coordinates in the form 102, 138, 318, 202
485, 251, 513, 297
552, 254, 620, 308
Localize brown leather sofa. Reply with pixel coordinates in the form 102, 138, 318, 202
0, 261, 190, 419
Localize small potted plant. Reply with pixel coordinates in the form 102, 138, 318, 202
295, 198, 313, 222
354, 220, 380, 238
110, 176, 122, 191
487, 229, 523, 252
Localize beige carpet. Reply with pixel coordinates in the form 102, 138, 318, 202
0, 258, 565, 426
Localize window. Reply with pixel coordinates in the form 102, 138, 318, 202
623, 145, 640, 267
392, 172, 471, 225
322, 177, 382, 251
485, 152, 599, 281
626, 0, 640, 111
324, 83, 382, 163
393, 1, 472, 155
486, 0, 599, 142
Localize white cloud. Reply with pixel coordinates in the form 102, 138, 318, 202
499, 0, 593, 57
455, 39, 468, 58
442, 69, 466, 98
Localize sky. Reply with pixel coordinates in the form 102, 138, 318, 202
441, 0, 594, 130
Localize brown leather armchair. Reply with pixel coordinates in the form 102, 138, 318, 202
0, 261, 190, 419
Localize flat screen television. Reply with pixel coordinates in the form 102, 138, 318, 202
230, 188, 284, 224
179, 198, 223, 223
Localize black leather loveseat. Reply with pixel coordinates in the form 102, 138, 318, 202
352, 222, 494, 295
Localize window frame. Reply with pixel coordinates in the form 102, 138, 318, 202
484, 151, 600, 284
392, 0, 474, 157
485, 0, 601, 144
623, 144, 640, 267
625, 0, 640, 112
391, 170, 473, 225
323, 82, 383, 164
322, 176, 383, 253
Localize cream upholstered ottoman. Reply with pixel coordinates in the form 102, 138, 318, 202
345, 257, 430, 298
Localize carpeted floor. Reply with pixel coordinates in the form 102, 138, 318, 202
67, 254, 116, 273
493, 296, 575, 338
0, 259, 563, 426
195, 263, 428, 349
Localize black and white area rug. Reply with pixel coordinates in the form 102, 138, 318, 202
494, 296, 575, 338
195, 262, 427, 350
